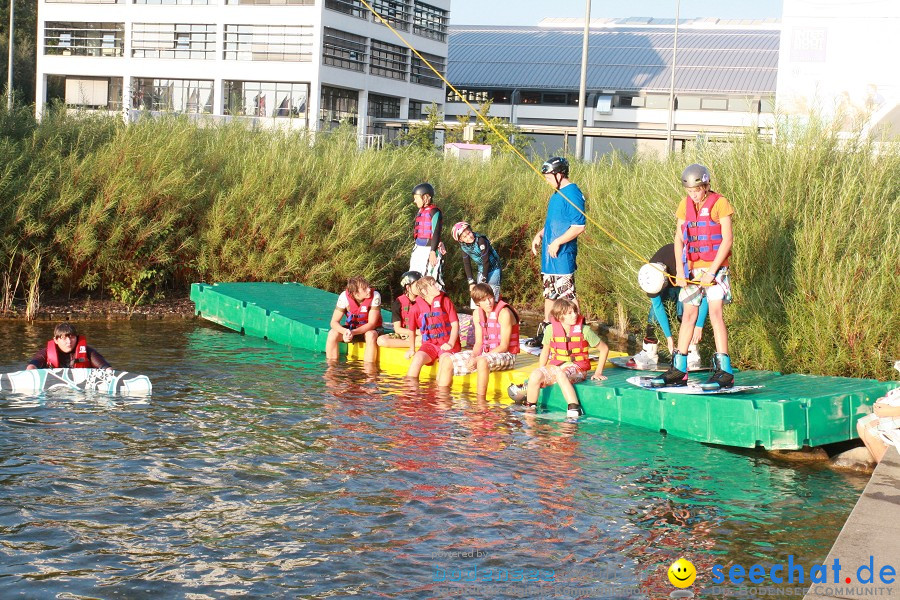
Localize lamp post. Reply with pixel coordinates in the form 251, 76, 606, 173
575, 0, 591, 161
6, 0, 14, 110
665, 0, 681, 155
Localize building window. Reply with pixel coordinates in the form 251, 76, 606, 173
409, 100, 439, 119
320, 86, 359, 128
44, 22, 124, 57
132, 23, 216, 59
700, 97, 728, 111
447, 88, 488, 104
324, 0, 366, 19
413, 1, 447, 41
135, 0, 210, 4
368, 93, 400, 119
224, 25, 313, 61
322, 27, 367, 72
369, 40, 407, 80
46, 0, 122, 4
644, 94, 669, 109
728, 98, 759, 112
47, 75, 123, 110
410, 52, 444, 88
761, 96, 775, 114
224, 80, 309, 118
226, 0, 313, 4
370, 0, 410, 31
542, 92, 568, 105
131, 78, 213, 113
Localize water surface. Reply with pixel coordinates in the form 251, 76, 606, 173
0, 320, 866, 598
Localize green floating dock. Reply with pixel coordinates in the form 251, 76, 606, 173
191, 282, 898, 450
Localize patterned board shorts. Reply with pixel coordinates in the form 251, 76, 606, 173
541, 273, 577, 300
679, 267, 733, 306
532, 362, 587, 388
449, 350, 517, 376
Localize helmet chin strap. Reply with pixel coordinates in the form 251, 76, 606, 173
553, 172, 563, 190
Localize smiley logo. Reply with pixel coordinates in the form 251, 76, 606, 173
668, 558, 696, 588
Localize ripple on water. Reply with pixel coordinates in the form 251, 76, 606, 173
0, 320, 868, 598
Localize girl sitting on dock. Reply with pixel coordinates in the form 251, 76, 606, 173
405, 276, 460, 379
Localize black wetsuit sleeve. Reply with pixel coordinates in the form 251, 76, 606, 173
87, 347, 111, 369
648, 243, 678, 298
28, 348, 48, 369
430, 209, 443, 253
477, 235, 494, 274
462, 253, 475, 283
391, 298, 403, 324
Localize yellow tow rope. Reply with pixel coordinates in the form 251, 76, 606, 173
359, 0, 708, 286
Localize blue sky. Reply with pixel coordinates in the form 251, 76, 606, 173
449, 0, 784, 26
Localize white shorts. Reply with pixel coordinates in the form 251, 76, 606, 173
410, 244, 444, 288
449, 350, 517, 376
679, 267, 732, 306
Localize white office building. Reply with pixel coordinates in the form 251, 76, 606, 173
34, 0, 450, 136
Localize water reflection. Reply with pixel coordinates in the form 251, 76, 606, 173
0, 320, 867, 598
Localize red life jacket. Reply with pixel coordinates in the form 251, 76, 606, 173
46, 335, 91, 368
414, 205, 436, 245
476, 300, 520, 354
344, 292, 379, 331
548, 317, 591, 371
683, 192, 724, 263
397, 294, 415, 329
418, 293, 460, 351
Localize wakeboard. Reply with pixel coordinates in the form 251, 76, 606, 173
0, 368, 152, 395
610, 356, 711, 372
626, 375, 762, 395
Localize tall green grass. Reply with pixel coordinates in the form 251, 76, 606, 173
0, 106, 896, 378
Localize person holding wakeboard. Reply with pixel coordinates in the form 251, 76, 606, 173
634, 243, 708, 370
653, 164, 735, 390
26, 322, 111, 370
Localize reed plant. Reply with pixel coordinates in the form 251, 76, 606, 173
0, 105, 896, 378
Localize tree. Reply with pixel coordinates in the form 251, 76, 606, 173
398, 102, 442, 151
0, 0, 38, 105
446, 100, 533, 154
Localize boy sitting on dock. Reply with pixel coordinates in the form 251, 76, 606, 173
325, 276, 382, 363
515, 298, 608, 419
405, 276, 460, 379
436, 284, 519, 399
376, 271, 421, 349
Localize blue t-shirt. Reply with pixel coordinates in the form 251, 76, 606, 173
541, 183, 586, 274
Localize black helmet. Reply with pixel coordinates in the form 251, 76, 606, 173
400, 271, 422, 288
681, 164, 711, 188
540, 157, 569, 176
412, 182, 434, 197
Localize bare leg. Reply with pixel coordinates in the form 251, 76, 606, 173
677, 304, 699, 354
406, 351, 431, 378
437, 354, 454, 387
325, 328, 342, 360
476, 356, 490, 399
377, 335, 410, 348
707, 300, 728, 354
362, 330, 378, 363
556, 370, 579, 406
526, 369, 543, 406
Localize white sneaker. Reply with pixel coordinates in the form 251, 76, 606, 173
566, 408, 581, 419
632, 341, 659, 369
687, 345, 702, 371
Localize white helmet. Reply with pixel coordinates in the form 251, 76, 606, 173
638, 263, 667, 294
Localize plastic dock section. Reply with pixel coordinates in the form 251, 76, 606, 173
191, 282, 898, 450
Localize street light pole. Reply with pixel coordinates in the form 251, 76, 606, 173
6, 0, 14, 110
575, 0, 591, 161
665, 0, 681, 155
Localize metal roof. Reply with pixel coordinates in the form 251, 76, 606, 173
446, 25, 780, 95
